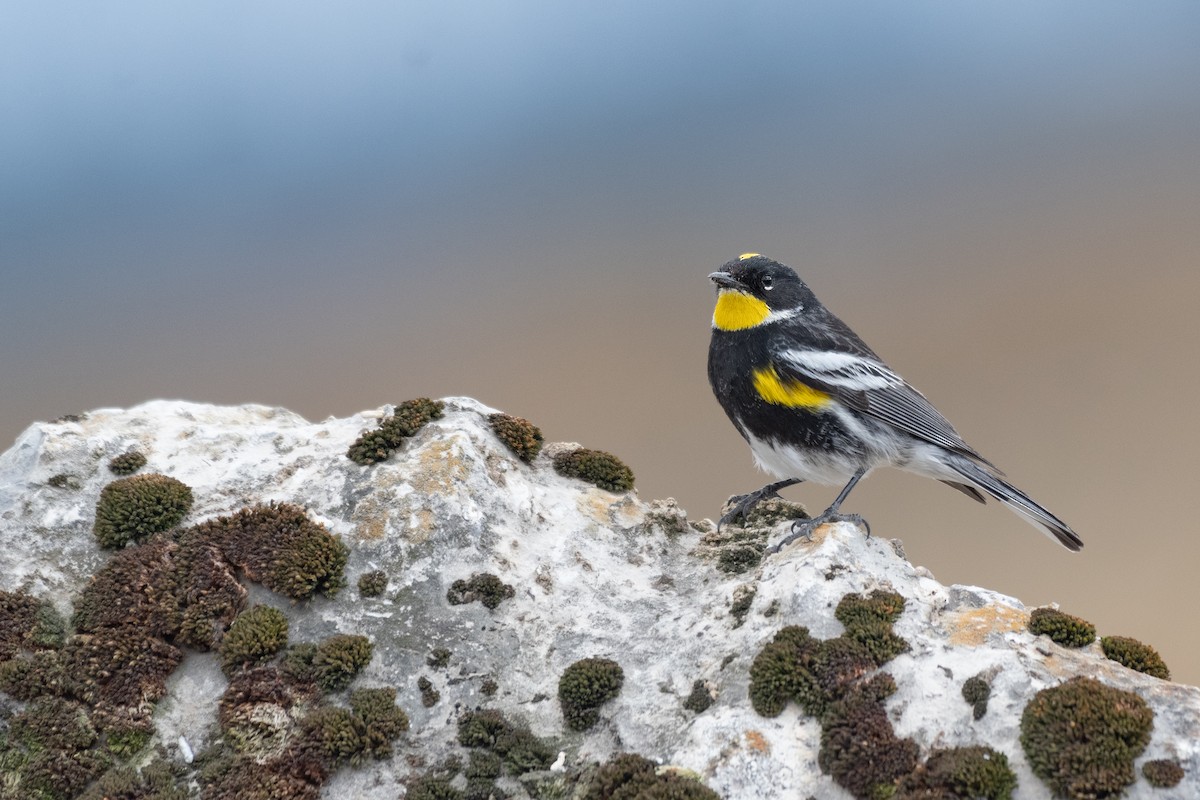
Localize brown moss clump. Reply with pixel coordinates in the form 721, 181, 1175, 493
107, 450, 148, 476
220, 605, 289, 676
583, 752, 722, 800
559, 657, 624, 731
488, 413, 544, 462
0, 589, 65, 659
552, 447, 635, 492
819, 675, 919, 799
1100, 635, 1171, 680
1, 696, 110, 799
1142, 759, 1185, 788
72, 537, 183, 638
172, 527, 248, 650
1028, 607, 1096, 648
897, 745, 1017, 800
1020, 676, 1153, 799
60, 627, 183, 709
346, 398, 445, 464
93, 473, 194, 548
447, 573, 515, 610
193, 502, 348, 600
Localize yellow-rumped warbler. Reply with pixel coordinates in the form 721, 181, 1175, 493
707, 253, 1083, 552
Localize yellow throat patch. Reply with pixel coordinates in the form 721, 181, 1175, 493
752, 365, 832, 409
713, 291, 770, 331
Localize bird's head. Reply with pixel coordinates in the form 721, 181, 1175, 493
709, 253, 813, 331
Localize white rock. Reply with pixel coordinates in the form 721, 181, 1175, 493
0, 398, 1196, 799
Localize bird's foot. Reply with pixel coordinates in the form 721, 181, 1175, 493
767, 511, 871, 554
718, 479, 801, 530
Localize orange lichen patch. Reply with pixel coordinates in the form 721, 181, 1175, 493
744, 730, 771, 754
946, 604, 1029, 647
411, 438, 469, 495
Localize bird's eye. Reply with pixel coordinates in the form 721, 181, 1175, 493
761, 275, 774, 291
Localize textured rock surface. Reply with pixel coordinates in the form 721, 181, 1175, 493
1, 398, 1197, 798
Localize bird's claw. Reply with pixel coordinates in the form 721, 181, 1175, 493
766, 512, 871, 554
717, 489, 781, 531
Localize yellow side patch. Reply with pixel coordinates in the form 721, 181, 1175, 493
752, 365, 831, 409
713, 291, 770, 331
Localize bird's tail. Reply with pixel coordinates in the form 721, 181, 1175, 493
947, 459, 1083, 551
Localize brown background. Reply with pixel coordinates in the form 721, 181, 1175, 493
2, 4, 1198, 683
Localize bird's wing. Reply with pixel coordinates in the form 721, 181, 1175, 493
773, 346, 993, 466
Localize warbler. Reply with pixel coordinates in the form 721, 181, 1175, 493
707, 253, 1083, 552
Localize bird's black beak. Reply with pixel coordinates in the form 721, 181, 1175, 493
709, 271, 746, 291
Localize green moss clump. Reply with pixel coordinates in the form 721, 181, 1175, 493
819, 676, 919, 800
583, 752, 722, 800
1, 590, 65, 658
835, 590, 909, 665
406, 775, 465, 800
1020, 676, 1153, 799
103, 720, 153, 758
717, 544, 764, 575
220, 605, 289, 676
552, 448, 635, 492
488, 413, 544, 462
79, 758, 189, 800
559, 657, 624, 731
347, 398, 445, 464
357, 569, 388, 598
311, 634, 373, 692
447, 573, 516, 610
1028, 607, 1096, 648
457, 708, 556, 775
962, 675, 991, 720
93, 473, 193, 548
1142, 758, 1185, 788
195, 502, 348, 600
2, 696, 111, 800
1100, 635, 1171, 680
418, 675, 440, 707
834, 589, 905, 629
898, 746, 1017, 800
107, 450, 148, 476
683, 679, 714, 714
302, 706, 367, 767
349, 687, 409, 760
748, 625, 823, 718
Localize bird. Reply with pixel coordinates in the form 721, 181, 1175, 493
706, 253, 1083, 553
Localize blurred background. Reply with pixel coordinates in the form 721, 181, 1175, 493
3, 3, 1198, 684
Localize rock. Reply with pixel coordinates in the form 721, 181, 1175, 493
0, 398, 1196, 799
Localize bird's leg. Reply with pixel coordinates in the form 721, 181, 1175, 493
768, 470, 870, 553
718, 478, 803, 530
